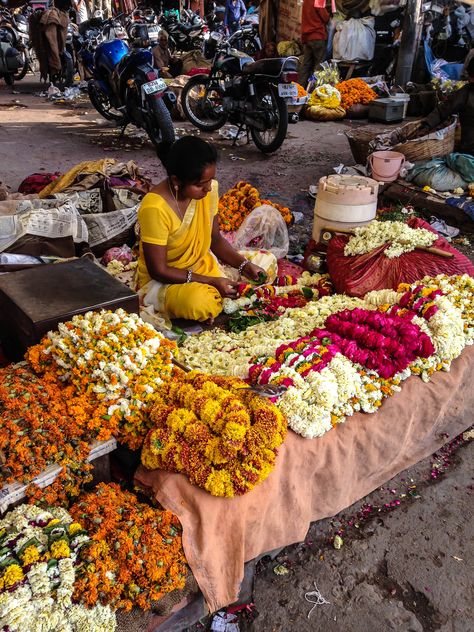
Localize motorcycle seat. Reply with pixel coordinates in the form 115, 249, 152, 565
180, 22, 201, 33
242, 57, 297, 76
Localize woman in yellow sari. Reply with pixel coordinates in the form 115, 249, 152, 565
136, 136, 267, 322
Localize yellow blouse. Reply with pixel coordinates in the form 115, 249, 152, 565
136, 180, 221, 289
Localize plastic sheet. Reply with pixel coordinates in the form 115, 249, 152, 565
232, 205, 289, 260
327, 217, 474, 297
332, 17, 376, 62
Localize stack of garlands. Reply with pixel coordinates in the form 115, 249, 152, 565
222, 273, 334, 333
0, 504, 116, 632
335, 78, 377, 111
218, 181, 292, 232
27, 309, 177, 449
141, 372, 287, 497
0, 362, 117, 505
70, 483, 187, 612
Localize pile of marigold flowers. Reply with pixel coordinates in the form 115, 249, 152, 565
27, 309, 177, 449
0, 362, 117, 504
218, 181, 292, 232
335, 78, 377, 111
141, 372, 287, 497
70, 483, 187, 612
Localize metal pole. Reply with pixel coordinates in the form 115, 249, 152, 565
394, 0, 424, 87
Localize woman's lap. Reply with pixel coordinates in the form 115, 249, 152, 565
164, 282, 222, 321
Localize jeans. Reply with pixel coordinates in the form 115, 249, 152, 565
299, 39, 327, 88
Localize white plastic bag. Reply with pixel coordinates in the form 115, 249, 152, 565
232, 205, 289, 259
333, 17, 376, 62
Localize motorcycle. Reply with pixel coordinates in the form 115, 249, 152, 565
0, 5, 30, 80
0, 26, 23, 85
159, 10, 208, 53
181, 29, 297, 153
127, 8, 160, 48
87, 37, 176, 153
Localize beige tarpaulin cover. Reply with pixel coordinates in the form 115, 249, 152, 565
135, 345, 474, 612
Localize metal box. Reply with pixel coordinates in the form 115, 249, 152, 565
369, 98, 406, 123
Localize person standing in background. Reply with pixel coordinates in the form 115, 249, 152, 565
224, 0, 246, 35
73, 0, 88, 24
299, 0, 330, 87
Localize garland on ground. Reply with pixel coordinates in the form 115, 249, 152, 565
0, 363, 117, 505
218, 181, 292, 232
0, 504, 116, 632
344, 220, 436, 258
27, 309, 177, 449
141, 372, 287, 497
70, 483, 187, 612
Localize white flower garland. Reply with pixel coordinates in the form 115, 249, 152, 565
0, 505, 116, 632
344, 220, 436, 258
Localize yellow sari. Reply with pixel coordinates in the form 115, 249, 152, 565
136, 180, 223, 321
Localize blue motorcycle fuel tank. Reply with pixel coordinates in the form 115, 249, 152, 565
94, 39, 129, 75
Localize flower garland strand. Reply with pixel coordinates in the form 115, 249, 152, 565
344, 220, 436, 258
142, 372, 287, 497
27, 309, 177, 449
0, 504, 116, 631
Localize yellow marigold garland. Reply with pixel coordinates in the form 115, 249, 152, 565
141, 372, 287, 497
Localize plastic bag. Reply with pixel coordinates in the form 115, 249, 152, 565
333, 17, 376, 62
327, 217, 474, 298
277, 40, 302, 57
445, 153, 474, 183
305, 104, 346, 121
406, 158, 467, 192
232, 205, 289, 259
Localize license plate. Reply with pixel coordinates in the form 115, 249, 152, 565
278, 83, 298, 98
142, 78, 167, 95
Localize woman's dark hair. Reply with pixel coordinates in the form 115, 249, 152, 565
55, 0, 72, 11
165, 136, 218, 184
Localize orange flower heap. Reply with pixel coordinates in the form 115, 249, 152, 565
335, 78, 377, 110
141, 372, 287, 497
0, 362, 116, 504
218, 181, 292, 232
70, 483, 187, 611
27, 309, 177, 449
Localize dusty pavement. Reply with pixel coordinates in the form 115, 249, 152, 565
1, 76, 473, 632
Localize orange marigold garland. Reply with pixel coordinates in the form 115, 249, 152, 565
141, 372, 287, 497
70, 483, 187, 612
0, 362, 116, 504
218, 181, 293, 232
27, 309, 177, 449
335, 78, 377, 111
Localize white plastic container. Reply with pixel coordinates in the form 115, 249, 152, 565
312, 174, 379, 242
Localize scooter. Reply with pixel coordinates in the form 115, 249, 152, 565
0, 5, 30, 79
0, 25, 23, 85
87, 37, 176, 153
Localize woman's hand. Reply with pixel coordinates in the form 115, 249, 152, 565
243, 263, 267, 283
212, 277, 240, 298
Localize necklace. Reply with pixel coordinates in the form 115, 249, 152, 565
168, 178, 184, 220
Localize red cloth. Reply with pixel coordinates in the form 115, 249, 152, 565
301, 0, 330, 43
327, 217, 474, 297
18, 173, 61, 194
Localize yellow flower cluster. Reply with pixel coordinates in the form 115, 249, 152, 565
141, 372, 287, 497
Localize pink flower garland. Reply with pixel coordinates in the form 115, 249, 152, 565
310, 308, 434, 379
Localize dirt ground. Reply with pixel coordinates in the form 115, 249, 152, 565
1, 77, 473, 632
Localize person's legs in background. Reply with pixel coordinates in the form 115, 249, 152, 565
298, 39, 327, 87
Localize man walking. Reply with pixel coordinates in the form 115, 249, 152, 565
299, 0, 330, 87
224, 0, 247, 35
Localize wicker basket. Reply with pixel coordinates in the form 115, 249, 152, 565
345, 117, 456, 165
391, 118, 456, 161
345, 127, 387, 164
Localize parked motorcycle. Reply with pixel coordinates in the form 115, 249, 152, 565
0, 26, 23, 85
182, 30, 297, 153
127, 8, 160, 48
160, 10, 208, 53
0, 5, 30, 80
87, 38, 176, 152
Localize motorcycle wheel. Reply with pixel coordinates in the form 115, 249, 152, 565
250, 84, 288, 154
145, 96, 176, 151
181, 75, 226, 132
13, 50, 29, 81
88, 81, 126, 123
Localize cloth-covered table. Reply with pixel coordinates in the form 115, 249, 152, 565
135, 346, 474, 612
